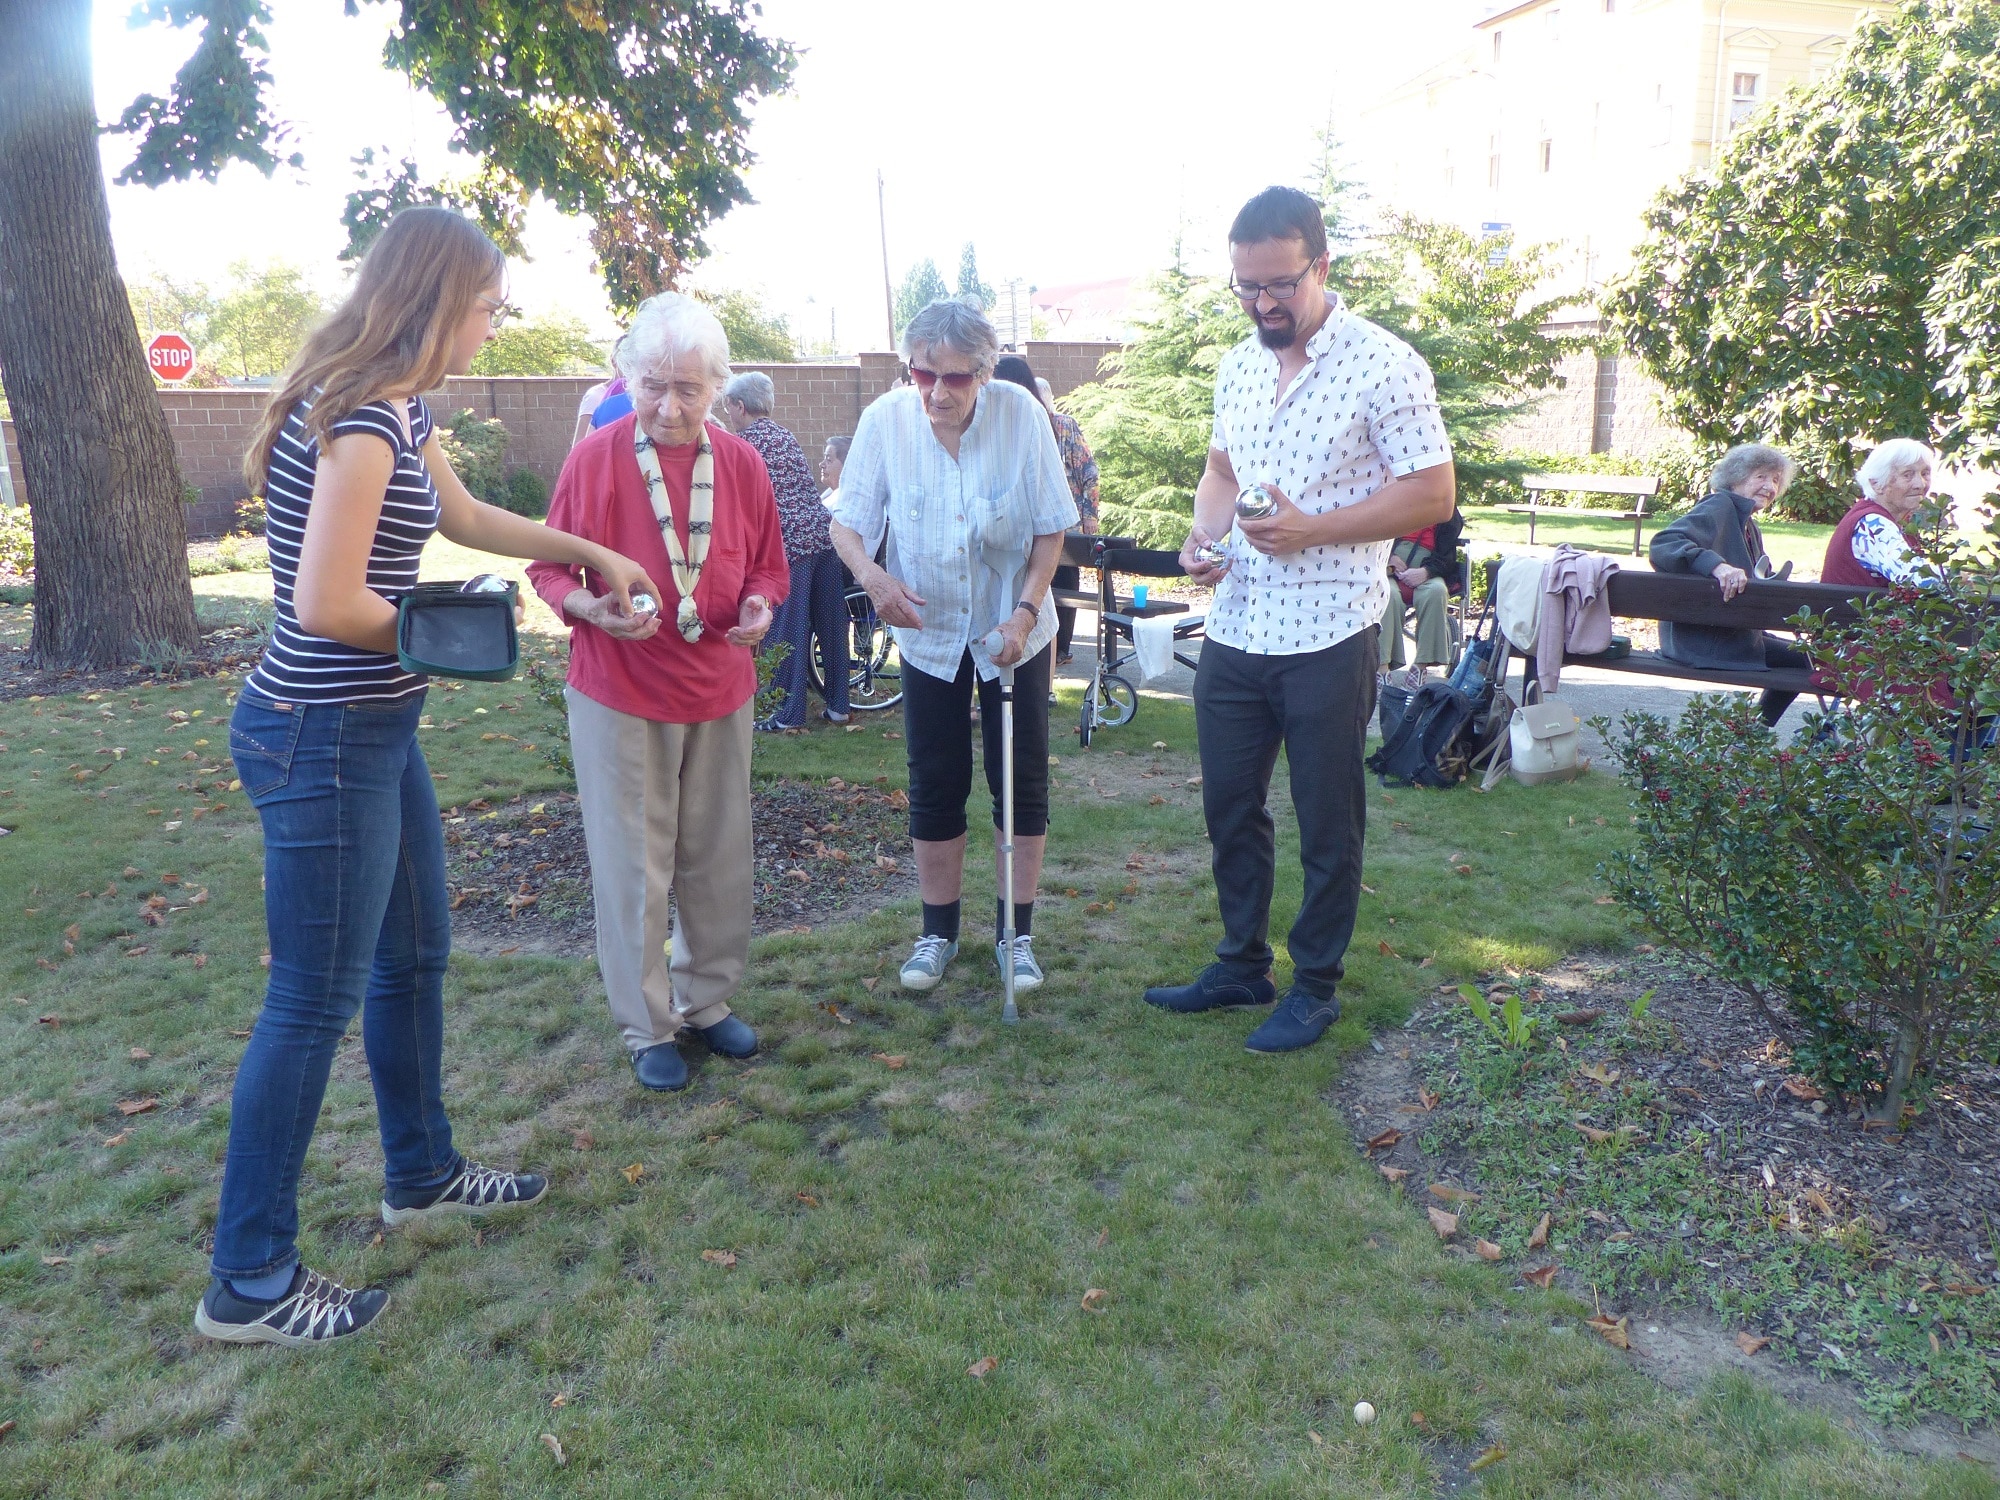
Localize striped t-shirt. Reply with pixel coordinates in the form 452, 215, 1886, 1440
245, 394, 441, 704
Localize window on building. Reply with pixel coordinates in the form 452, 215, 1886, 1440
1492, 30, 1503, 64
1539, 139, 1553, 173
1546, 8, 1561, 41
1730, 70, 1763, 127
1488, 135, 1502, 189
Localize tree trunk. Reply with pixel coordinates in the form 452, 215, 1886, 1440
0, 0, 198, 669
1872, 1015, 1922, 1127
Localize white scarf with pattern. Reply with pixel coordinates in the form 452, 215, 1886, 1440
633, 421, 714, 643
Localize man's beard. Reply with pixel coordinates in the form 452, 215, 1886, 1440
1255, 308, 1298, 349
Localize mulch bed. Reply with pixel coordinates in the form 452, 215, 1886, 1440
1337, 952, 2000, 1419
445, 774, 916, 955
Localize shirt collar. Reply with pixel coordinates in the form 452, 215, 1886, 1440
1248, 290, 1349, 372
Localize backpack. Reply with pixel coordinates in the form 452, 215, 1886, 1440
1367, 681, 1478, 789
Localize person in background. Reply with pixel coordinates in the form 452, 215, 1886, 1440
1144, 185, 1454, 1054
1649, 443, 1809, 726
820, 433, 851, 514
203, 207, 661, 1349
993, 354, 1099, 664
1822, 438, 1945, 590
831, 300, 1077, 995
530, 294, 789, 1095
572, 337, 630, 447
719, 372, 851, 730
1379, 507, 1464, 691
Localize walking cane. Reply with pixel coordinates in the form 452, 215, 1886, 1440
983, 628, 1020, 1024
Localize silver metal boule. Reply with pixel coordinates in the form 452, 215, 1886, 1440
1194, 540, 1231, 567
630, 592, 658, 616
1235, 484, 1280, 521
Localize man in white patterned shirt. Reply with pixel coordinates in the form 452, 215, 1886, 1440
832, 300, 1078, 996
1143, 186, 1456, 1053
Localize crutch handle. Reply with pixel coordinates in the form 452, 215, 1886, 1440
982, 628, 1017, 683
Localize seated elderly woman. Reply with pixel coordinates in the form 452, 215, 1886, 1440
830, 300, 1077, 995
1649, 442, 1809, 726
1822, 438, 1944, 591
529, 294, 789, 1093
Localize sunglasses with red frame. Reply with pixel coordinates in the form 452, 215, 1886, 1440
908, 364, 980, 392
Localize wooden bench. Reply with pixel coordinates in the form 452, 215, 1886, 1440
1501, 472, 1663, 556
1506, 567, 1881, 696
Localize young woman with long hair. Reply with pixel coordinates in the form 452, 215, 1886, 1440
197, 207, 660, 1348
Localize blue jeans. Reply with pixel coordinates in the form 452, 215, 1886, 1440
211, 687, 460, 1281
768, 547, 850, 726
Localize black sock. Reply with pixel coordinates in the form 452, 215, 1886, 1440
922, 900, 961, 942
995, 899, 1034, 942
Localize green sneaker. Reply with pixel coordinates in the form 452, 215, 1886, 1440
900, 934, 958, 991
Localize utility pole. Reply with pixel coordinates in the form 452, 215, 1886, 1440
877, 169, 896, 348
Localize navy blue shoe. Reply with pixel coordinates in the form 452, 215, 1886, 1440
695, 1013, 759, 1059
1143, 964, 1276, 1013
631, 1042, 690, 1091
1244, 989, 1341, 1053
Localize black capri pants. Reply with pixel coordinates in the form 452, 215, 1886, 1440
901, 646, 1052, 842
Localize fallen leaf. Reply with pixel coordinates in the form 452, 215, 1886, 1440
1427, 1207, 1458, 1240
1781, 1076, 1824, 1102
1360, 882, 1378, 895
966, 1356, 1000, 1378
1428, 1184, 1480, 1204
1578, 1063, 1621, 1085
1453, 864, 1472, 876
35, 1013, 59, 1027
64, 922, 80, 943
1528, 1212, 1551, 1250
102, 1129, 130, 1147
1468, 1445, 1507, 1472
1080, 1287, 1109, 1313
1148, 794, 1165, 805
1094, 1226, 1109, 1248
700, 1249, 737, 1267
1307, 1429, 1324, 1445
875, 855, 898, 871
1378, 939, 1399, 959
1417, 955, 1434, 969
116, 1097, 158, 1116
1804, 1188, 1832, 1216
190, 953, 208, 969
1365, 1127, 1402, 1152
128, 1047, 151, 1060
1410, 1411, 1430, 1430
1556, 1008, 1605, 1026
123, 866, 140, 878
1378, 1164, 1410, 1183
229, 1027, 252, 1038
1475, 1238, 1504, 1261
1735, 1332, 1771, 1356
1523, 1264, 1559, 1289
540, 1433, 567, 1467
620, 1162, 646, 1185
369, 1231, 384, 1248
1574, 1122, 1614, 1144
1124, 853, 1146, 870
820, 1002, 853, 1025
40, 1255, 69, 1267
549, 1393, 568, 1408
1585, 1313, 1631, 1350
571, 1129, 595, 1151
1416, 1088, 1439, 1111
871, 1053, 908, 1069
861, 976, 879, 992
796, 1191, 821, 1208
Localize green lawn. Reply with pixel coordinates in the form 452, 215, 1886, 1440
0, 575, 1991, 1496
1462, 506, 1837, 579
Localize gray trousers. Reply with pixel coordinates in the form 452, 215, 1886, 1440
566, 688, 753, 1051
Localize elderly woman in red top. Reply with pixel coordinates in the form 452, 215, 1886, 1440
529, 293, 789, 1093
1822, 438, 1943, 590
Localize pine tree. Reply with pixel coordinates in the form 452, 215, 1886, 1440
893, 259, 950, 335
955, 243, 994, 312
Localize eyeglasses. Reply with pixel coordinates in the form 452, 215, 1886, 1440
909, 365, 980, 393
477, 294, 519, 328
1225, 260, 1324, 302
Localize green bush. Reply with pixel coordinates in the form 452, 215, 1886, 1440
234, 494, 268, 535
437, 408, 511, 504
496, 466, 550, 518
187, 534, 268, 577
0, 504, 31, 580
1599, 512, 2000, 1122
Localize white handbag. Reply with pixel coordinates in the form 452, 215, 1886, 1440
1508, 697, 1585, 785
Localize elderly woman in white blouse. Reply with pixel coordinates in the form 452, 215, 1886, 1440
1821, 438, 1944, 590
830, 300, 1077, 997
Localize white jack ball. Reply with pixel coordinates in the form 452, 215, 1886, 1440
1353, 1401, 1376, 1426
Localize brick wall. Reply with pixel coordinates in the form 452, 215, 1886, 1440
2, 343, 1126, 537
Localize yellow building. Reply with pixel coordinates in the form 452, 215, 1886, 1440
1356, 0, 1874, 293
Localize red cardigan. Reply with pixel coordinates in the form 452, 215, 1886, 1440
529, 415, 790, 725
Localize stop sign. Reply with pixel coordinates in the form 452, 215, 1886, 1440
146, 333, 196, 383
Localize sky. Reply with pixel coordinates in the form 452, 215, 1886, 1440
93, 0, 1484, 352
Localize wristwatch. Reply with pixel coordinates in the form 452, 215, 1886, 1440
1014, 599, 1039, 618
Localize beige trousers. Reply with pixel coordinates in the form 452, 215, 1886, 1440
566, 688, 754, 1052
1380, 577, 1453, 670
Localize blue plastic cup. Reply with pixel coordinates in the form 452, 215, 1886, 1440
1133, 583, 1149, 610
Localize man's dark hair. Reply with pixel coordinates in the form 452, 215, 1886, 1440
1228, 186, 1328, 261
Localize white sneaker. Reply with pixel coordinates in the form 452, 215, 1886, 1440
900, 935, 959, 991
1401, 664, 1430, 692
995, 934, 1044, 992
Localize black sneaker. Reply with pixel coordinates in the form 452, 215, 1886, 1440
193, 1264, 388, 1348
381, 1161, 549, 1226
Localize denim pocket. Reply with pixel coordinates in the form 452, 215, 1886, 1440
229, 699, 304, 799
